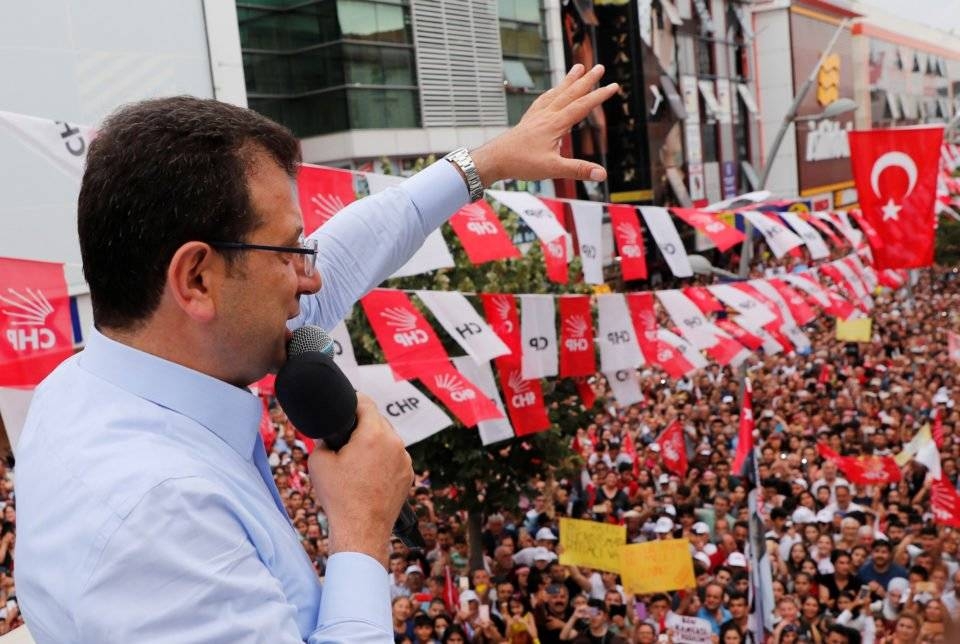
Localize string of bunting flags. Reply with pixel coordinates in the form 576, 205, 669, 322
319, 253, 907, 448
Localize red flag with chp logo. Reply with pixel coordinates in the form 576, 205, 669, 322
0, 257, 73, 387
608, 205, 647, 280
655, 420, 688, 476
558, 296, 595, 378
480, 294, 550, 436
447, 201, 520, 264
296, 165, 356, 235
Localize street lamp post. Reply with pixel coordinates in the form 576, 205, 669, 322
737, 17, 857, 279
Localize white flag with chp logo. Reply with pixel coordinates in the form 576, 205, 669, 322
569, 200, 605, 284
778, 211, 830, 260
749, 280, 811, 353
639, 206, 693, 278
708, 283, 778, 328
416, 291, 511, 364
451, 356, 514, 445
348, 365, 451, 446
0, 110, 95, 180
328, 320, 358, 370
739, 210, 804, 259
596, 294, 644, 372
604, 370, 644, 406
365, 172, 455, 278
657, 328, 709, 372
520, 295, 558, 380
487, 190, 568, 243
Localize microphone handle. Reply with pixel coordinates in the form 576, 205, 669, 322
320, 417, 426, 551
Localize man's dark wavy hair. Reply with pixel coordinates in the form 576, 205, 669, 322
78, 96, 300, 330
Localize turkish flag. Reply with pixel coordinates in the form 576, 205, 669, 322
448, 201, 520, 264
443, 566, 460, 616
296, 165, 356, 235
848, 126, 943, 269
932, 478, 960, 528
0, 257, 73, 386
608, 205, 647, 280
360, 289, 449, 379
540, 198, 570, 284
732, 378, 755, 473
480, 294, 551, 436
683, 286, 724, 314
558, 296, 596, 378
655, 420, 688, 476
415, 361, 504, 427
671, 208, 745, 252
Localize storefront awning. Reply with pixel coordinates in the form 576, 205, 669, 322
660, 74, 687, 120
697, 80, 725, 119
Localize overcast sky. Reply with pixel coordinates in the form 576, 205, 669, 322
859, 0, 960, 34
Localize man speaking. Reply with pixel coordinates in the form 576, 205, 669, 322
13, 64, 616, 642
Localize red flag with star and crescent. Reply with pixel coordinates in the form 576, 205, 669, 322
655, 420, 688, 477
848, 126, 943, 269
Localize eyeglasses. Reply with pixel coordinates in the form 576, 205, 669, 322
209, 237, 319, 276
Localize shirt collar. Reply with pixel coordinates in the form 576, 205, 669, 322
78, 328, 263, 458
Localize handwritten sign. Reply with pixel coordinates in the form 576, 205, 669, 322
558, 518, 625, 573
836, 317, 871, 342
672, 616, 713, 643
621, 539, 696, 594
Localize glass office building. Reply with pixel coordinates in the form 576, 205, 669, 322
237, 0, 550, 141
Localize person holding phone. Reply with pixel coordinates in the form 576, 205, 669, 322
560, 599, 627, 643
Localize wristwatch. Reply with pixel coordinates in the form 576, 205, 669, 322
443, 147, 485, 202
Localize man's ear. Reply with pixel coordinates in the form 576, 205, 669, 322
166, 241, 223, 323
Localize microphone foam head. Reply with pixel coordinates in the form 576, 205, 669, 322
288, 325, 334, 357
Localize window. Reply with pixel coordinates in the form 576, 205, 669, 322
238, 0, 419, 137
499, 0, 540, 23
696, 38, 714, 77
499, 0, 547, 125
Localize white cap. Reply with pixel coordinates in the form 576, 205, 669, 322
726, 552, 747, 568
533, 549, 555, 562
816, 508, 835, 523
459, 590, 479, 603
703, 543, 718, 556
792, 507, 817, 524
663, 504, 677, 517
649, 442, 661, 453
535, 527, 558, 541
692, 522, 710, 535
655, 517, 675, 534
658, 473, 671, 485
405, 564, 423, 575
694, 552, 712, 568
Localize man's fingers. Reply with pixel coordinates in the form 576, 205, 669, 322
551, 64, 607, 111
526, 64, 586, 115
552, 158, 607, 182
557, 83, 620, 130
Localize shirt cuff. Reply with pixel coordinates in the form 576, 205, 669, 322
401, 159, 471, 232
318, 552, 391, 633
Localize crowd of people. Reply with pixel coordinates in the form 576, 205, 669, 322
249, 264, 959, 643
4, 260, 960, 643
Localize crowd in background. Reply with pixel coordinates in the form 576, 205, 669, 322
261, 267, 960, 644
4, 264, 960, 642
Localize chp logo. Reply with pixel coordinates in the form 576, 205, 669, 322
381, 306, 428, 347
1, 287, 59, 352
545, 238, 565, 259
506, 370, 536, 408
433, 372, 476, 403
563, 315, 590, 352
492, 295, 514, 334
309, 192, 347, 226
462, 203, 499, 235
615, 222, 643, 258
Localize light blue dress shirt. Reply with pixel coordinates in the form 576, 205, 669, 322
15, 161, 468, 642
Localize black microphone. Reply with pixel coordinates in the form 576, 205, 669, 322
275, 325, 425, 549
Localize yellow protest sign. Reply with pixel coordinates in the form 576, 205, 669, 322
621, 539, 696, 595
836, 317, 872, 342
558, 518, 625, 573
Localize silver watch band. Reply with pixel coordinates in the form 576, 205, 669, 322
443, 147, 485, 202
